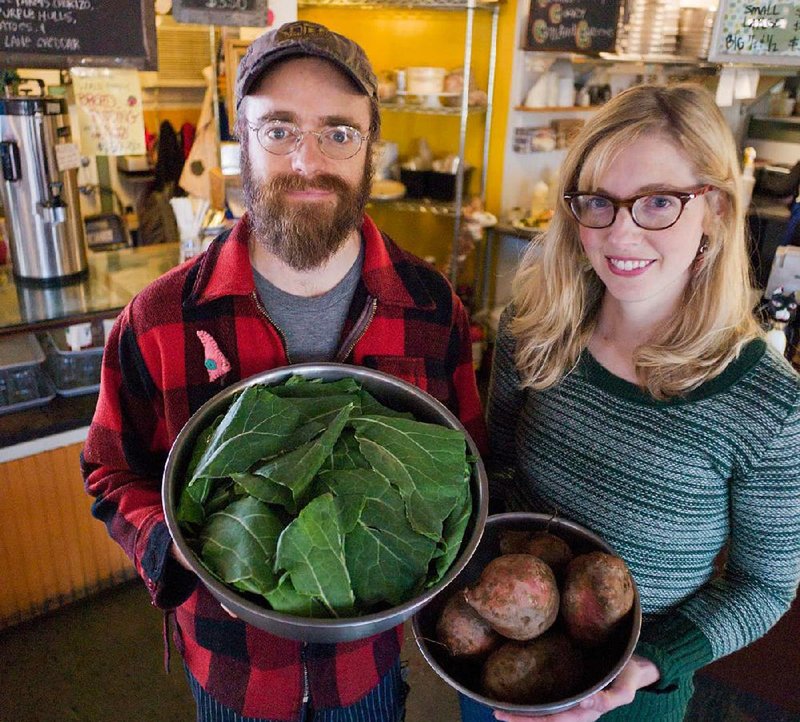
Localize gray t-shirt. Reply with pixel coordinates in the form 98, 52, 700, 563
252, 242, 364, 363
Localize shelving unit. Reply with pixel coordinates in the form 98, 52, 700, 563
299, 0, 501, 286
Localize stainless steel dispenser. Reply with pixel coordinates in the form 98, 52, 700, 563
0, 80, 87, 285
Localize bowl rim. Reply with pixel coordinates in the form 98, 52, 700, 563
411, 511, 643, 714
162, 362, 488, 642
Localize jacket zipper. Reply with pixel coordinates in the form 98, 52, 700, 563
253, 289, 377, 364
301, 642, 310, 706
251, 290, 292, 364
335, 296, 377, 362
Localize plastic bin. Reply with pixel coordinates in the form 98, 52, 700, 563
41, 328, 104, 396
0, 334, 56, 414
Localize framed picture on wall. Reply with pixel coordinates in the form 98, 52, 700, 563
225, 38, 252, 133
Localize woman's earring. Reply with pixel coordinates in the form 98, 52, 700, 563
693, 236, 709, 273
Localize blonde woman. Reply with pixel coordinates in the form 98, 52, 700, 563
474, 84, 800, 722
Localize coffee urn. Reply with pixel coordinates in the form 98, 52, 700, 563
0, 80, 88, 285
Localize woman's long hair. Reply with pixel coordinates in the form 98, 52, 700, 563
511, 83, 762, 399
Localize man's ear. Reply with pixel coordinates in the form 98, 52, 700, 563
702, 188, 728, 236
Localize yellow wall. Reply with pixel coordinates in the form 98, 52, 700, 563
298, 2, 517, 216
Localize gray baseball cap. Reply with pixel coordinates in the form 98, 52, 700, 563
234, 21, 378, 111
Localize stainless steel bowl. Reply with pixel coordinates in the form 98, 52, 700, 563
162, 362, 488, 643
412, 512, 642, 715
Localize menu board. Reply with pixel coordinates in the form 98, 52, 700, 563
173, 0, 268, 27
0, 0, 156, 70
709, 0, 800, 66
525, 0, 621, 54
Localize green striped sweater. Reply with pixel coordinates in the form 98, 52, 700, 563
487, 308, 800, 721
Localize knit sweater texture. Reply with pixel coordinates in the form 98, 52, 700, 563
488, 308, 800, 721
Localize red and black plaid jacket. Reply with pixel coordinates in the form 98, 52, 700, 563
82, 213, 486, 720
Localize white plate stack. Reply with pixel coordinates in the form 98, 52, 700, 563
616, 0, 680, 56
677, 6, 716, 58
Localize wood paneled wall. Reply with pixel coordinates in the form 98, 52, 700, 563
0, 442, 135, 630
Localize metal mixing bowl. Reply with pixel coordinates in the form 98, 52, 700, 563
162, 362, 488, 644
412, 512, 642, 715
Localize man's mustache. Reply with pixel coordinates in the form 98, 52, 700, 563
267, 173, 351, 195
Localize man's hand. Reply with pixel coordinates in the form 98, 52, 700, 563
493, 655, 660, 722
170, 542, 194, 571
170, 543, 238, 618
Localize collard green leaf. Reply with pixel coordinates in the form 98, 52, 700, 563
352, 415, 467, 541
252, 405, 353, 512
324, 429, 370, 472
265, 573, 328, 617
281, 394, 361, 426
317, 470, 366, 533
275, 494, 354, 616
269, 377, 361, 398
177, 483, 206, 526
199, 497, 284, 597
357, 390, 415, 420
190, 386, 301, 485
205, 479, 240, 516
282, 420, 326, 453
428, 465, 473, 586
332, 470, 437, 607
177, 415, 224, 524
232, 472, 294, 510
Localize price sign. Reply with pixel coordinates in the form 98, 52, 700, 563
173, 0, 269, 27
709, 0, 800, 66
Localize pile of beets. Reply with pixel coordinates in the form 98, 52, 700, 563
435, 529, 635, 705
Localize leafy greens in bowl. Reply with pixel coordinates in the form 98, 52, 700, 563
162, 363, 488, 643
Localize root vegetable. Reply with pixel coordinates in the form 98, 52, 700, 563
436, 590, 500, 658
498, 530, 532, 555
481, 632, 585, 704
561, 551, 634, 646
464, 554, 559, 641
525, 531, 574, 577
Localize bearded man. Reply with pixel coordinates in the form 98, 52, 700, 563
82, 21, 485, 722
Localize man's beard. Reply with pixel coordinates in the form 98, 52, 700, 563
241, 144, 372, 272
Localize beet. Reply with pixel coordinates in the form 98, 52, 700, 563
481, 631, 585, 704
498, 529, 532, 555
464, 554, 559, 641
436, 589, 500, 658
525, 531, 574, 578
561, 551, 634, 646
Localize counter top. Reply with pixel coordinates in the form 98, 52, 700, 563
1, 243, 180, 450
0, 243, 180, 336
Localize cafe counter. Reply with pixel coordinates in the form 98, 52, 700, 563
0, 244, 181, 630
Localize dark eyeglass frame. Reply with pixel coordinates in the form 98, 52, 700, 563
247, 120, 369, 160
563, 185, 714, 230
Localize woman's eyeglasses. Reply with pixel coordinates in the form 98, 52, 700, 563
247, 120, 368, 160
563, 186, 714, 231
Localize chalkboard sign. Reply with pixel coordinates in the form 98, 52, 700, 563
709, 0, 800, 66
525, 0, 621, 54
173, 0, 268, 28
0, 0, 156, 70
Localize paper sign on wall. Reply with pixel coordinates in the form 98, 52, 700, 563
71, 68, 146, 156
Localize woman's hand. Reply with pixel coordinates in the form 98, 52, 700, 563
493, 655, 660, 722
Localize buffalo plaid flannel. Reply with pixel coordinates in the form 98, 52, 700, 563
81, 213, 487, 720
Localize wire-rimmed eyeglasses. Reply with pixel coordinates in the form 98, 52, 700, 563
247, 120, 369, 160
563, 186, 714, 231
